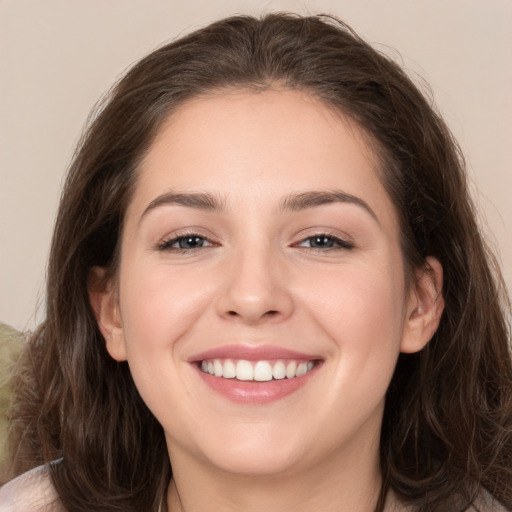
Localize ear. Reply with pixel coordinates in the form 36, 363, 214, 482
400, 256, 445, 354
88, 266, 128, 361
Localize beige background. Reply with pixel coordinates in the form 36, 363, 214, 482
1, 0, 511, 332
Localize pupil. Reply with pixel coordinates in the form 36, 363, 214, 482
179, 236, 203, 249
312, 236, 333, 248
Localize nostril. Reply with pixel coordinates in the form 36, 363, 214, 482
226, 309, 279, 318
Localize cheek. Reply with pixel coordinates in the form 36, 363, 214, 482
117, 258, 214, 358
115, 259, 211, 427
308, 260, 405, 336
301, 255, 407, 384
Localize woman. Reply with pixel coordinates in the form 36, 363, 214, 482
1, 13, 511, 512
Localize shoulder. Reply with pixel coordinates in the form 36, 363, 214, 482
0, 465, 65, 512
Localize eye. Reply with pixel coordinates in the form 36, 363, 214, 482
297, 234, 354, 250
158, 234, 214, 251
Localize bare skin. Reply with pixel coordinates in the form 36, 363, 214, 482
0, 465, 408, 512
1, 468, 507, 512
92, 89, 444, 512
3, 91, 502, 512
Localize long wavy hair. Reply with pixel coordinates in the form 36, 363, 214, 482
7, 13, 512, 512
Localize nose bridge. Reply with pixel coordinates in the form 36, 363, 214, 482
217, 239, 293, 324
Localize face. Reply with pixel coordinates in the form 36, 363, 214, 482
95, 88, 440, 479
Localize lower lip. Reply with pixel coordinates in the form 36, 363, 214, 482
195, 365, 319, 405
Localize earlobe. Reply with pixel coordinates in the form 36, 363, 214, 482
400, 256, 445, 354
88, 266, 128, 361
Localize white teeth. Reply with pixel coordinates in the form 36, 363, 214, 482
254, 361, 273, 381
213, 360, 223, 377
286, 361, 297, 379
223, 359, 236, 379
272, 361, 286, 380
236, 360, 254, 381
296, 362, 307, 377
200, 358, 316, 381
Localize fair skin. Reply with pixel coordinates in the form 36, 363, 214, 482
93, 88, 444, 512
0, 88, 444, 511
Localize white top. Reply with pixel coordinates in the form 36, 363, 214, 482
0, 465, 64, 512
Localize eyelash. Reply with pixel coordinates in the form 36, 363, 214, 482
157, 232, 354, 253
295, 233, 354, 251
157, 233, 215, 253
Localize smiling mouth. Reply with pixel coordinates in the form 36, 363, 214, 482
200, 359, 318, 381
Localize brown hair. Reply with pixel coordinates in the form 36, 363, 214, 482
7, 13, 512, 511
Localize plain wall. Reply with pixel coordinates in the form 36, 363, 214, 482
1, 0, 511, 331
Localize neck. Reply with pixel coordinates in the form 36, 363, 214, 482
166, 432, 391, 512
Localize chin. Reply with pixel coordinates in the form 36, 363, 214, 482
208, 448, 304, 477
190, 424, 314, 477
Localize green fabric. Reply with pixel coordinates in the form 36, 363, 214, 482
0, 323, 23, 482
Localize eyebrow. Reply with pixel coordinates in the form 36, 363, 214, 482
280, 190, 379, 224
140, 189, 379, 224
140, 191, 226, 222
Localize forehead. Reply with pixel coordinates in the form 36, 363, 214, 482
128, 88, 398, 231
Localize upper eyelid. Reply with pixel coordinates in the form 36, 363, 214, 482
159, 228, 216, 242
164, 232, 212, 241
293, 229, 353, 243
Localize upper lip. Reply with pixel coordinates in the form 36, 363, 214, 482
189, 344, 322, 362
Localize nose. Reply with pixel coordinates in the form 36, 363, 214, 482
216, 246, 294, 325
